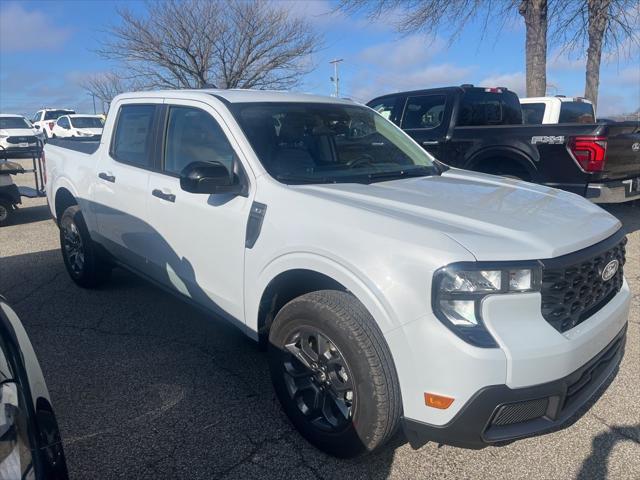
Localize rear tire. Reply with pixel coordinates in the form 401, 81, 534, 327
268, 290, 401, 458
59, 205, 111, 288
0, 199, 14, 227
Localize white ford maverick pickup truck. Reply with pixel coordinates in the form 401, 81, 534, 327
45, 90, 630, 457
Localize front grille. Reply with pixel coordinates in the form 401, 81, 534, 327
6, 136, 37, 144
540, 234, 626, 333
491, 398, 549, 426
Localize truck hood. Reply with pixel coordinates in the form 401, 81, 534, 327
295, 169, 621, 261
0, 128, 36, 137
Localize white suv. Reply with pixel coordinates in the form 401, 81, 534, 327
44, 90, 630, 457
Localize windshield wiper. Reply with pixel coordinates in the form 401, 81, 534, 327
364, 166, 437, 183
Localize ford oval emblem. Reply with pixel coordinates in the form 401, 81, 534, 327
601, 259, 619, 282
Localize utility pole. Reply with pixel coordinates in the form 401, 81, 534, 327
329, 58, 343, 97
90, 93, 96, 114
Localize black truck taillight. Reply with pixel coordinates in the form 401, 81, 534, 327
568, 136, 607, 172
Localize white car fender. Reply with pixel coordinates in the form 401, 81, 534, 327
247, 250, 399, 336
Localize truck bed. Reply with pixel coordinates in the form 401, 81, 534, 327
47, 138, 101, 155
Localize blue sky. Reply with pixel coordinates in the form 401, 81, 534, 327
0, 0, 638, 117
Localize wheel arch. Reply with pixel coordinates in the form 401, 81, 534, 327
54, 186, 78, 224
251, 254, 398, 347
465, 147, 538, 180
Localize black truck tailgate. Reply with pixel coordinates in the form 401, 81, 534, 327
599, 121, 640, 180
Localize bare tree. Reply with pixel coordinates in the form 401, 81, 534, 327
97, 0, 320, 90
337, 0, 548, 96
551, 0, 639, 108
80, 72, 132, 108
519, 0, 548, 96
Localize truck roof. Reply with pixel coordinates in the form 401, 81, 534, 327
520, 96, 593, 104
114, 89, 357, 105
0, 113, 26, 118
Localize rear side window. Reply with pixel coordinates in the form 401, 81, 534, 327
457, 90, 522, 126
111, 104, 156, 167
521, 103, 545, 124
402, 95, 447, 129
163, 106, 235, 175
559, 102, 595, 123
367, 96, 402, 125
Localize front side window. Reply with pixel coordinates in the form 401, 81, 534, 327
559, 102, 595, 123
111, 104, 155, 167
0, 117, 31, 129
232, 102, 438, 185
31, 112, 41, 123
402, 95, 447, 129
457, 90, 522, 126
163, 106, 235, 175
70, 117, 104, 129
57, 117, 70, 129
521, 103, 545, 124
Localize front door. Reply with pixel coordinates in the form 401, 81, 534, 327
400, 94, 450, 161
145, 100, 253, 322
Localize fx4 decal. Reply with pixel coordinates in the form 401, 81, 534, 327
531, 135, 565, 145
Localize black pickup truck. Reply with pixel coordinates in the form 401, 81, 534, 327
367, 85, 640, 203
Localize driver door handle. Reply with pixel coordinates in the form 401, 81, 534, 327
98, 172, 116, 183
152, 189, 176, 203
422, 140, 439, 146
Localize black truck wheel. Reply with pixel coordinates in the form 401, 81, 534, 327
59, 205, 111, 288
268, 290, 402, 458
0, 199, 14, 227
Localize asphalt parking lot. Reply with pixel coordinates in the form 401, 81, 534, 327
0, 164, 638, 479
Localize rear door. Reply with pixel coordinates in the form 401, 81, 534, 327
144, 99, 253, 322
398, 94, 450, 160
93, 101, 162, 272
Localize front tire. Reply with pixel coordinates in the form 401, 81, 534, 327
268, 290, 401, 458
59, 205, 111, 288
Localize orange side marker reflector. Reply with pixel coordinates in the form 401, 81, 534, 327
424, 393, 454, 409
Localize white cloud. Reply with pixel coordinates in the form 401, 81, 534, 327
359, 35, 444, 70
347, 63, 474, 103
0, 3, 71, 52
548, 49, 585, 71
478, 72, 526, 97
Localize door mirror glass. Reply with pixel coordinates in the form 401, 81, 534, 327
180, 161, 243, 195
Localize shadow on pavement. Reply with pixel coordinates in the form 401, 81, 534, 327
0, 249, 399, 480
6, 204, 52, 227
576, 422, 640, 480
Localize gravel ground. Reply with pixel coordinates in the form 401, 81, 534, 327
0, 163, 638, 479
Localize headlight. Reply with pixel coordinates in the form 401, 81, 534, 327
432, 263, 541, 348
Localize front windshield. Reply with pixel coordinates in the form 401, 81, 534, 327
232, 102, 438, 184
0, 117, 31, 129
71, 117, 103, 128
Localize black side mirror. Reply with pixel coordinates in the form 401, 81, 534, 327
180, 161, 246, 196
34, 125, 40, 129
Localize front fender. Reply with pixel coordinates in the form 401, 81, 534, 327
245, 251, 399, 335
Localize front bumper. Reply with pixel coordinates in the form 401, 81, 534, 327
402, 324, 627, 449
586, 177, 640, 203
